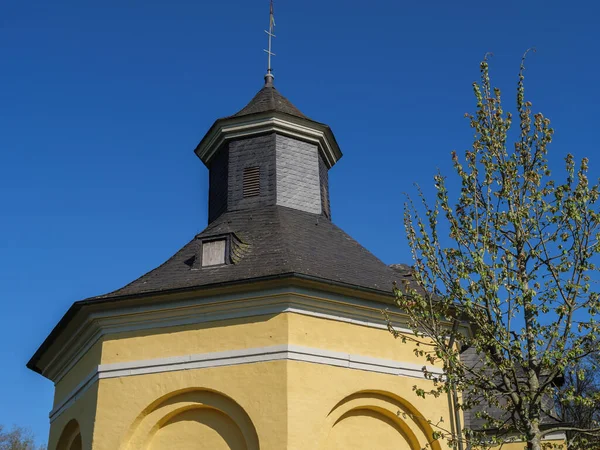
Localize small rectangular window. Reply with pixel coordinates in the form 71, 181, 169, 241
202, 239, 226, 266
243, 166, 260, 198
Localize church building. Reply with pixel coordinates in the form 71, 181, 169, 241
28, 9, 567, 447
27, 62, 461, 449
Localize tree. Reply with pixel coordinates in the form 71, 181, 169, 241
0, 425, 45, 450
557, 354, 600, 449
392, 52, 600, 450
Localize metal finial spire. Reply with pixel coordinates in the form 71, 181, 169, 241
263, 0, 275, 86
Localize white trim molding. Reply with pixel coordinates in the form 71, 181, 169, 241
49, 344, 442, 423
485, 431, 568, 444
194, 113, 342, 168
542, 432, 567, 441
43, 287, 419, 384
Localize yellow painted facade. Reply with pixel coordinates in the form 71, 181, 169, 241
54, 340, 103, 409
90, 361, 450, 450
41, 295, 565, 450
100, 313, 289, 365
32, 280, 568, 450
50, 384, 97, 450
45, 302, 457, 450
31, 73, 566, 448
27, 42, 570, 449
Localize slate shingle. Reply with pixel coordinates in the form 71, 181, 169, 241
229, 85, 309, 120
460, 346, 563, 432
94, 206, 406, 300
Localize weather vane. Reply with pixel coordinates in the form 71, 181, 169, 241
264, 0, 276, 85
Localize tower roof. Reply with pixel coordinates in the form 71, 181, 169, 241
90, 206, 406, 300
230, 84, 309, 120
195, 81, 342, 169
27, 205, 412, 375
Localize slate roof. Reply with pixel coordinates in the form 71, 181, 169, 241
230, 85, 309, 120
94, 205, 406, 301
460, 346, 563, 432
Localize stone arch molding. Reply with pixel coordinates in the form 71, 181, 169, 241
123, 388, 259, 450
56, 419, 83, 450
320, 390, 443, 450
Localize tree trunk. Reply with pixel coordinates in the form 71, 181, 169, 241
526, 421, 542, 450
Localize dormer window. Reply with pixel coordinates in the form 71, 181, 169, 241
201, 239, 227, 267
194, 233, 248, 269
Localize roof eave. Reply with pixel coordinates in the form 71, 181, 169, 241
27, 271, 392, 377
194, 111, 343, 169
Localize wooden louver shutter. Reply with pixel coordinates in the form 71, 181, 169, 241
243, 166, 260, 198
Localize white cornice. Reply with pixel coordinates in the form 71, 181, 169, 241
43, 286, 471, 386
43, 288, 410, 383
49, 344, 443, 423
42, 287, 413, 383
194, 113, 342, 168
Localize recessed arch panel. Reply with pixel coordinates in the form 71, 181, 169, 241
150, 407, 246, 450
321, 390, 443, 450
124, 388, 259, 450
326, 408, 413, 450
56, 419, 83, 450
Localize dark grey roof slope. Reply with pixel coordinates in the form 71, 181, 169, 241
461, 346, 563, 432
231, 86, 309, 119
95, 206, 404, 300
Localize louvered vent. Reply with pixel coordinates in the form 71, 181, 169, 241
243, 166, 260, 198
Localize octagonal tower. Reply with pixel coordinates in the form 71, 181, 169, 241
28, 74, 454, 450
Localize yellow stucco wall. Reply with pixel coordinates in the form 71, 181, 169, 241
93, 361, 287, 450
54, 340, 103, 408
85, 359, 450, 450
98, 311, 424, 367
150, 408, 247, 450
100, 313, 288, 365
45, 309, 461, 449
286, 360, 450, 450
286, 312, 430, 365
49, 383, 98, 450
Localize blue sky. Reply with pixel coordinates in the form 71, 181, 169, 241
1, 0, 599, 444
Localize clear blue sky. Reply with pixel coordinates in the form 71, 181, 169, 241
1, 0, 599, 444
